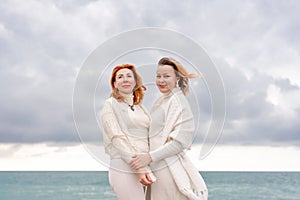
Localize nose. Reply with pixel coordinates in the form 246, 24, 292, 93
157, 77, 164, 83
123, 77, 129, 82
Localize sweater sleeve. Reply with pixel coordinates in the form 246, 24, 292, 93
101, 100, 136, 163
149, 139, 183, 162
149, 94, 195, 162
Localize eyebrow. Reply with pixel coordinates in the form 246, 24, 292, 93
117, 72, 133, 76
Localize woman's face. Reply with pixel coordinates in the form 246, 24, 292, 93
114, 68, 136, 94
156, 65, 179, 94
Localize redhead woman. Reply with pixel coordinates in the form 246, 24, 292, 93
100, 64, 154, 200
130, 58, 208, 200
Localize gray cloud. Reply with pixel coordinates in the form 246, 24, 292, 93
211, 58, 300, 146
0, 0, 299, 147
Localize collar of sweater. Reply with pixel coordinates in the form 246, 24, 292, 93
163, 87, 181, 98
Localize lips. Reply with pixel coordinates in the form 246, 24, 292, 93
158, 85, 167, 88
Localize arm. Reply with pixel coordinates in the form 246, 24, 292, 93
149, 139, 183, 162
130, 140, 182, 169
102, 100, 154, 185
101, 100, 136, 163
131, 95, 195, 169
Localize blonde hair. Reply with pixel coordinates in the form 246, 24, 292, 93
158, 57, 199, 95
110, 64, 146, 105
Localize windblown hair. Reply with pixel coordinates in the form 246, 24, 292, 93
110, 64, 146, 105
158, 57, 199, 95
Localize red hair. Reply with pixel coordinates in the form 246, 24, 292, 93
110, 64, 146, 104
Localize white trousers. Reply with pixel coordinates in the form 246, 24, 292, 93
109, 168, 146, 200
150, 166, 188, 200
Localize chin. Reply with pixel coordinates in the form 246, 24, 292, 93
125, 91, 133, 94
159, 89, 170, 94
119, 90, 132, 94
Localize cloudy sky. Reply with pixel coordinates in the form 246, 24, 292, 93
1, 0, 300, 170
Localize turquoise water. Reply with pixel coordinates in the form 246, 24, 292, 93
0, 171, 299, 200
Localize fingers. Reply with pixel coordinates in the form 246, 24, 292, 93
130, 156, 138, 169
139, 174, 152, 186
130, 159, 141, 170
140, 179, 151, 186
131, 159, 136, 166
131, 162, 139, 170
130, 154, 149, 169
145, 173, 152, 182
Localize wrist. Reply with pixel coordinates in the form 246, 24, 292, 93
149, 151, 157, 162
148, 153, 153, 163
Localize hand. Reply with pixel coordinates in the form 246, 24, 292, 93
130, 153, 152, 170
136, 168, 153, 186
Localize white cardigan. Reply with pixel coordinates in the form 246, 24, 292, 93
101, 97, 150, 165
149, 88, 208, 200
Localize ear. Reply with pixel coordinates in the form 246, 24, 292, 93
113, 81, 117, 89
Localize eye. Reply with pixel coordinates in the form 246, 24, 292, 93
117, 75, 123, 79
156, 75, 161, 78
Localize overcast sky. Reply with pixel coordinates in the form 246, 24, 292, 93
1, 0, 300, 148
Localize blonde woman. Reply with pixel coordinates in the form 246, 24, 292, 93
130, 57, 208, 200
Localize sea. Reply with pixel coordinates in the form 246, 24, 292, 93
0, 171, 299, 200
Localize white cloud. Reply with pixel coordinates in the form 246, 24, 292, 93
0, 143, 106, 171
189, 144, 300, 171
1, 143, 300, 171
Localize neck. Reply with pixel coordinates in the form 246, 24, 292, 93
120, 92, 135, 111
120, 92, 134, 105
163, 87, 180, 96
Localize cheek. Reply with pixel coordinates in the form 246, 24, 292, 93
114, 79, 121, 88
132, 78, 136, 85
130, 78, 136, 88
166, 79, 176, 88
167, 79, 175, 85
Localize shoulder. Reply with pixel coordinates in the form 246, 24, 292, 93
103, 97, 120, 106
102, 97, 112, 107
170, 89, 186, 103
101, 97, 116, 114
168, 89, 192, 113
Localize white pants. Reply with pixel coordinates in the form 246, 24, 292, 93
109, 168, 146, 200
150, 166, 188, 200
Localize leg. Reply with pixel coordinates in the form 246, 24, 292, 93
109, 168, 145, 200
151, 167, 188, 200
